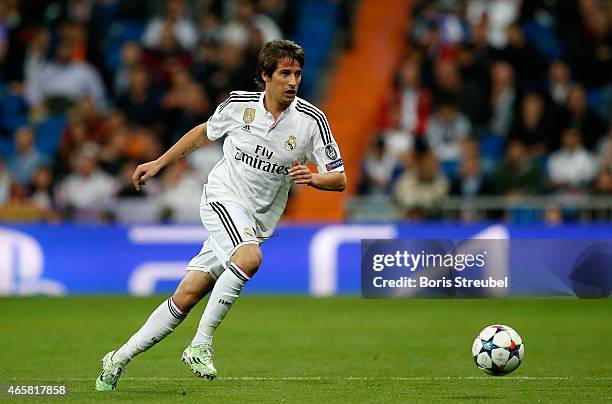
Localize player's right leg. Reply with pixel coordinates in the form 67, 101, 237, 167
182, 201, 261, 380
183, 243, 262, 380
95, 269, 217, 391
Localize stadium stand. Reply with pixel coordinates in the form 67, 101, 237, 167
286, 0, 412, 221
350, 0, 612, 223
0, 0, 610, 224
0, 0, 343, 222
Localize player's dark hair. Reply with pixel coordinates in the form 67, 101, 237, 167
255, 39, 305, 89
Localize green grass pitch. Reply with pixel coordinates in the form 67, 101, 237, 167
1, 296, 611, 402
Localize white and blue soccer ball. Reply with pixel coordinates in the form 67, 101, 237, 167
472, 324, 524, 375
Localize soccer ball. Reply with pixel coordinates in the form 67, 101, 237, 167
472, 324, 524, 375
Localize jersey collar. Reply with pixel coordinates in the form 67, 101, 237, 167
259, 91, 298, 117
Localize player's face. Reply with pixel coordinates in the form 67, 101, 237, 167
264, 58, 302, 106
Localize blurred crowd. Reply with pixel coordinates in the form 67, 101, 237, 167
1, 0, 610, 224
0, 0, 301, 222
359, 0, 612, 221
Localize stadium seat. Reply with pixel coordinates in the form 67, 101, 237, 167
0, 137, 12, 158
521, 21, 564, 61
294, 1, 338, 99
105, 21, 147, 71
587, 86, 612, 122
35, 115, 68, 157
0, 94, 29, 135
441, 160, 459, 180
480, 135, 506, 160
508, 207, 542, 224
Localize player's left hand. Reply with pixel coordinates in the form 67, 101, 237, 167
289, 160, 313, 185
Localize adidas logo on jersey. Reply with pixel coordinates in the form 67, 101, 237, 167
241, 125, 251, 133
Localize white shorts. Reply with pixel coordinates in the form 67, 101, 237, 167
187, 200, 259, 279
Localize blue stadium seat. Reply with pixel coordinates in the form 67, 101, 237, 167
521, 21, 564, 62
294, 0, 338, 99
508, 207, 542, 224
441, 160, 459, 180
480, 134, 506, 160
105, 21, 147, 71
0, 94, 28, 134
536, 154, 549, 177
0, 137, 13, 158
35, 115, 67, 157
587, 86, 612, 122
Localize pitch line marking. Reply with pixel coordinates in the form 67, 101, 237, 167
8, 376, 612, 381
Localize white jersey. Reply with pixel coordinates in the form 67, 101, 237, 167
203, 91, 345, 237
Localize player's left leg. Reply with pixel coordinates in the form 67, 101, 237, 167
96, 270, 217, 391
115, 270, 217, 360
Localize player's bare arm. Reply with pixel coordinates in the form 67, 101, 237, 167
289, 160, 347, 191
132, 124, 209, 191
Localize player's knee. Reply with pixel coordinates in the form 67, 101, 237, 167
173, 285, 202, 312
234, 253, 262, 276
172, 270, 215, 311
172, 290, 199, 312
232, 245, 263, 277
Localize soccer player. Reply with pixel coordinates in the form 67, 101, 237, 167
96, 39, 346, 391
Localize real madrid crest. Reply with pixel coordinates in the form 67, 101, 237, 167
285, 135, 297, 151
243, 108, 256, 124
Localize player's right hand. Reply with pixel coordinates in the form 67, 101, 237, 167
132, 160, 162, 191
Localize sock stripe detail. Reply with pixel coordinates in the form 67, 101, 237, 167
232, 263, 251, 280
229, 263, 249, 282
210, 202, 242, 246
167, 298, 186, 320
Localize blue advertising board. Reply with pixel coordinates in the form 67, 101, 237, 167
1, 223, 611, 296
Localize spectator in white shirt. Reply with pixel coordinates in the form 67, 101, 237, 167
156, 158, 202, 223
548, 128, 597, 192
393, 148, 449, 219
56, 143, 117, 220
222, 0, 282, 49
25, 40, 106, 112
142, 0, 198, 52
358, 137, 402, 195
425, 96, 471, 162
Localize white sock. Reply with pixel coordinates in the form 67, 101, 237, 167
113, 297, 187, 364
191, 263, 250, 346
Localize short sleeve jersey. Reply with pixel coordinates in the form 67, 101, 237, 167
203, 91, 345, 237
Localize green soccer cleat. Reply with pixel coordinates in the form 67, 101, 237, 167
182, 343, 217, 380
95, 351, 126, 391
